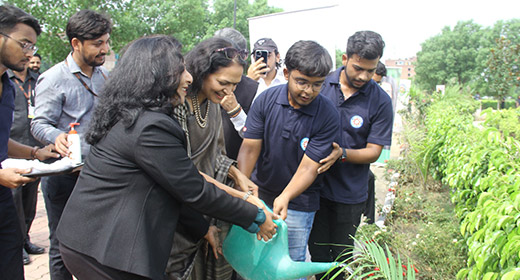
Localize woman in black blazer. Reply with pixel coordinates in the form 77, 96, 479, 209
56, 35, 277, 280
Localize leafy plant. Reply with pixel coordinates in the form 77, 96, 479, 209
485, 37, 520, 109
408, 85, 520, 279
323, 234, 417, 280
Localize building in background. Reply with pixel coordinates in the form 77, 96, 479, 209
385, 56, 416, 80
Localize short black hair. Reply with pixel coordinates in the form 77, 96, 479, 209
0, 4, 41, 35
375, 61, 387, 77
32, 53, 41, 60
346, 31, 385, 60
285, 40, 332, 77
66, 10, 112, 45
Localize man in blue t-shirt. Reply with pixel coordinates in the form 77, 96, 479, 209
238, 40, 339, 266
308, 31, 393, 279
0, 5, 58, 279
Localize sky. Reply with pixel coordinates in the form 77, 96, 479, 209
267, 0, 520, 60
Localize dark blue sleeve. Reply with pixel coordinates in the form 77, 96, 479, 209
367, 92, 393, 146
304, 99, 340, 163
243, 92, 266, 140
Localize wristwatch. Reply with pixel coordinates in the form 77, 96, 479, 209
339, 148, 347, 163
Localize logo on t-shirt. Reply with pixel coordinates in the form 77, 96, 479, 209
350, 115, 363, 129
300, 137, 309, 151
242, 126, 247, 133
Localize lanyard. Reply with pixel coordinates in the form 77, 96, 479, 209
12, 78, 33, 105
65, 60, 107, 97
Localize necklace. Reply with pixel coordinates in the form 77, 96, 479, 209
191, 94, 210, 128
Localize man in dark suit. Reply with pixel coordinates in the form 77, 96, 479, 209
1, 5, 58, 279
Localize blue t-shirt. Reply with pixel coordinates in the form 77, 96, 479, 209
244, 84, 340, 212
320, 67, 393, 204
1, 72, 16, 199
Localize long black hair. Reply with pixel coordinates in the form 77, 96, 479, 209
86, 35, 185, 144
185, 37, 246, 97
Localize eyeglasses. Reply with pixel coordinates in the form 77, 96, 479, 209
214, 47, 248, 61
0, 32, 38, 55
293, 78, 324, 92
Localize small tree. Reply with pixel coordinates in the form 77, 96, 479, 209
486, 37, 520, 109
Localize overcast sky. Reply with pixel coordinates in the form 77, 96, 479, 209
267, 0, 519, 60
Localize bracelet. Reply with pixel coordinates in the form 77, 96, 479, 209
226, 104, 241, 115
229, 107, 242, 118
30, 146, 40, 160
242, 190, 253, 201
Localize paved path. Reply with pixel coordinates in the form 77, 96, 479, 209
24, 190, 51, 280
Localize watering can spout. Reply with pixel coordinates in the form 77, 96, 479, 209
276, 260, 338, 280
223, 206, 339, 280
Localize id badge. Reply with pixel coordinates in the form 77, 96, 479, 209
28, 105, 35, 119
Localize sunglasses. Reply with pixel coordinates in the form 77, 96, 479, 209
214, 47, 248, 61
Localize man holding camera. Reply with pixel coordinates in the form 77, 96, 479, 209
247, 38, 285, 101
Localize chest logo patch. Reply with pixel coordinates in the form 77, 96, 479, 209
350, 115, 363, 129
300, 137, 309, 151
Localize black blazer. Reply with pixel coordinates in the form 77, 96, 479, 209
56, 109, 258, 279
221, 75, 258, 160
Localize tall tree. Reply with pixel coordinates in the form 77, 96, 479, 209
475, 19, 520, 97
7, 0, 209, 65
7, 0, 280, 66
485, 37, 520, 108
415, 20, 484, 91
110, 0, 210, 53
209, 0, 282, 49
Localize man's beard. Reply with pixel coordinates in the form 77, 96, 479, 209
83, 54, 105, 67
344, 69, 366, 89
4, 60, 26, 72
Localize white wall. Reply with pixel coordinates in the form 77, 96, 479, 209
248, 5, 340, 70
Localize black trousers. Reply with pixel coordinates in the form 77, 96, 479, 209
41, 173, 78, 280
308, 197, 365, 280
11, 179, 40, 241
60, 244, 151, 280
364, 170, 376, 224
0, 190, 24, 280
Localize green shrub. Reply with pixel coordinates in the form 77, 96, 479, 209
480, 99, 516, 110
412, 86, 520, 279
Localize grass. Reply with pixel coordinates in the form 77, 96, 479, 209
355, 157, 468, 280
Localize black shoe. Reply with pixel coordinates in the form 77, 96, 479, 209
23, 249, 31, 265
24, 240, 45, 255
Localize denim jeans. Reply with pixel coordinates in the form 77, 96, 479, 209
285, 209, 316, 262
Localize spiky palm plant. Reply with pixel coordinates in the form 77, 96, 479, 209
321, 235, 417, 280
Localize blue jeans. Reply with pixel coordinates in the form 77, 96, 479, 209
285, 209, 316, 262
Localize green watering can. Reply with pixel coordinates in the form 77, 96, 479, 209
222, 208, 338, 280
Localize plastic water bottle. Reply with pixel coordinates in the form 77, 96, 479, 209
68, 123, 82, 164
